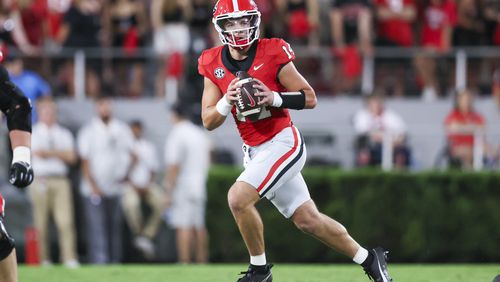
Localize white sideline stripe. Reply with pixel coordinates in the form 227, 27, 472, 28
280, 92, 303, 96
233, 0, 239, 11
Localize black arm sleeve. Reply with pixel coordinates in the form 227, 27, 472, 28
0, 65, 32, 133
279, 90, 306, 110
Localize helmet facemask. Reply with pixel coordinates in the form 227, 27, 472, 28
213, 11, 261, 48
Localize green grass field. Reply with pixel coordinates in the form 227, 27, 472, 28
19, 264, 499, 282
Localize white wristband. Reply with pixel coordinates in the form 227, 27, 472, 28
272, 91, 283, 107
216, 96, 232, 116
12, 146, 31, 165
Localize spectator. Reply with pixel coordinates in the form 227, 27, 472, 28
494, 67, 500, 108
375, 0, 416, 47
329, 0, 373, 95
104, 0, 148, 97
185, 0, 213, 53
151, 0, 190, 98
275, 0, 320, 46
374, 0, 417, 97
482, 0, 500, 46
29, 99, 79, 268
57, 0, 104, 98
0, 0, 37, 54
5, 56, 51, 123
353, 94, 411, 169
414, 0, 456, 100
77, 95, 136, 264
121, 120, 162, 260
444, 89, 486, 169
45, 0, 72, 50
19, 0, 48, 48
164, 104, 210, 264
453, 0, 483, 46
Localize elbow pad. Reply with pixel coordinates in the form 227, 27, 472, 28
0, 81, 32, 132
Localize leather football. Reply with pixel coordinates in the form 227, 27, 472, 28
235, 71, 261, 121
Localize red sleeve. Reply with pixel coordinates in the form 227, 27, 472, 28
267, 38, 296, 67
444, 1, 457, 27
444, 111, 458, 125
198, 49, 220, 85
198, 51, 209, 77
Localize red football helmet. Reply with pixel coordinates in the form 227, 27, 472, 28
212, 0, 261, 48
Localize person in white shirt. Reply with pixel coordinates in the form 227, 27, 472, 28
30, 99, 79, 267
121, 120, 162, 260
164, 104, 211, 263
77, 96, 136, 264
353, 94, 411, 168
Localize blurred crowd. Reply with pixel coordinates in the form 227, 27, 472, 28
0, 0, 499, 99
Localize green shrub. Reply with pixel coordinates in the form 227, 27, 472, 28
206, 166, 500, 263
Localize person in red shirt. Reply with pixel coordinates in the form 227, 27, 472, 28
374, 0, 416, 97
444, 89, 485, 169
414, 0, 456, 100
375, 0, 416, 47
199, 1, 393, 281
329, 0, 373, 95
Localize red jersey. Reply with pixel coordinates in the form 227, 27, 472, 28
445, 109, 485, 147
375, 0, 415, 47
198, 38, 295, 146
420, 1, 456, 50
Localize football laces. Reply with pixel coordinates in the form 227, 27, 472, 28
237, 91, 244, 109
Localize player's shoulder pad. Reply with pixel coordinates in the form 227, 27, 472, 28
260, 38, 291, 55
260, 38, 295, 64
198, 46, 223, 67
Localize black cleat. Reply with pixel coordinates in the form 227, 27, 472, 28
237, 264, 273, 282
363, 247, 393, 282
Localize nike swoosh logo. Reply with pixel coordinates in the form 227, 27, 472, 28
242, 87, 256, 107
253, 63, 264, 71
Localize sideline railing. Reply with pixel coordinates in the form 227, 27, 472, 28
6, 45, 500, 99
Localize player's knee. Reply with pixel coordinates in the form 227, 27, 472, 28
293, 211, 323, 235
227, 184, 254, 214
227, 190, 245, 214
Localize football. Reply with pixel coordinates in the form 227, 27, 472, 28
235, 71, 261, 121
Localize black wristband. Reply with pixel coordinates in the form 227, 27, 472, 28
279, 90, 306, 110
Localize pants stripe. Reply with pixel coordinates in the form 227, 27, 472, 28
260, 133, 305, 197
257, 127, 302, 195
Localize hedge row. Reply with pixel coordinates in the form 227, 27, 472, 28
206, 166, 500, 263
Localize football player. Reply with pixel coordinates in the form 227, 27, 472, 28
199, 1, 393, 281
0, 58, 34, 282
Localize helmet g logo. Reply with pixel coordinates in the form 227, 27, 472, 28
214, 67, 225, 79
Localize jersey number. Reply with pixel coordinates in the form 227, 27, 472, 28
236, 106, 272, 122
282, 44, 294, 60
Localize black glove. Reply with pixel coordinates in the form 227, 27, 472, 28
9, 161, 34, 188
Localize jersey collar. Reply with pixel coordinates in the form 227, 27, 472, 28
222, 40, 259, 74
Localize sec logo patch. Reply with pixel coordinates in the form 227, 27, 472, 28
214, 67, 225, 79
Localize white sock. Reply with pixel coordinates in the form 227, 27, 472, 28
352, 247, 369, 265
250, 253, 266, 266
